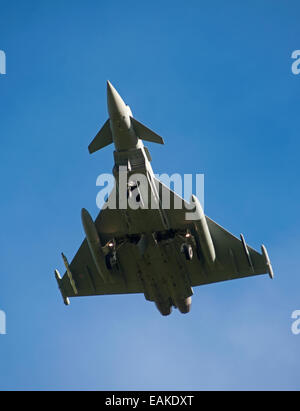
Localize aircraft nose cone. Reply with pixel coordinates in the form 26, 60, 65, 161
107, 80, 125, 117
106, 80, 115, 97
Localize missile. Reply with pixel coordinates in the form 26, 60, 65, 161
261, 244, 274, 279
189, 195, 216, 265
54, 269, 70, 306
81, 208, 110, 283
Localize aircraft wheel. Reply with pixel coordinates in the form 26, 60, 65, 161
105, 252, 118, 270
182, 243, 193, 261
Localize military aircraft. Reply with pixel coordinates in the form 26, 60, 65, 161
55, 81, 274, 316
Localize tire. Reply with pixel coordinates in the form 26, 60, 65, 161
182, 243, 193, 261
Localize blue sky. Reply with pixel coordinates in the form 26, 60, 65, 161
0, 0, 300, 390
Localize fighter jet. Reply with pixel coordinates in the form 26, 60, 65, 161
55, 81, 274, 316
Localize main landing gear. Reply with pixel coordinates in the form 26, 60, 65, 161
181, 243, 193, 261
